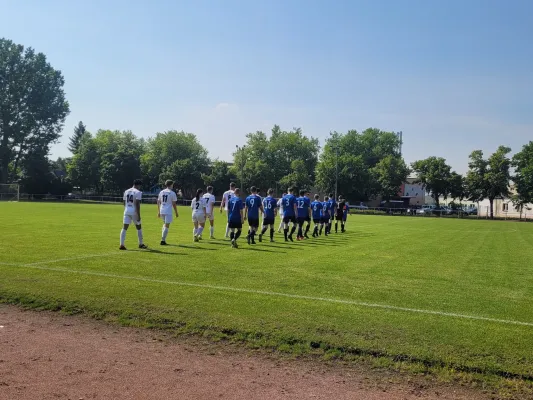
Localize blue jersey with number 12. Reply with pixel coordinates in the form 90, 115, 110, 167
262, 196, 277, 219
296, 196, 311, 218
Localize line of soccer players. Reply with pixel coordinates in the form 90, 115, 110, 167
119, 180, 348, 250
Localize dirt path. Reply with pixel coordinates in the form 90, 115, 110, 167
0, 305, 488, 400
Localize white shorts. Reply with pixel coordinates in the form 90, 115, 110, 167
192, 213, 206, 224
160, 214, 173, 224
206, 212, 214, 221
123, 213, 141, 226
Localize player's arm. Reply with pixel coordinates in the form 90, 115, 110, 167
157, 196, 161, 217
135, 196, 141, 221
243, 203, 248, 221
172, 201, 178, 217
293, 200, 297, 216
220, 195, 226, 212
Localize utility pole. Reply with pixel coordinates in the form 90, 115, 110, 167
235, 145, 244, 190
331, 144, 339, 200
397, 131, 403, 156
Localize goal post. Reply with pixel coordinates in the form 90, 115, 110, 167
0, 183, 20, 201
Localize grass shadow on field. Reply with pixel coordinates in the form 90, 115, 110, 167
128, 248, 183, 255
173, 244, 218, 251
240, 247, 287, 254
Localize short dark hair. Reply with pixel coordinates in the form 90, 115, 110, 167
325, 196, 329, 201
299, 189, 305, 196
133, 179, 142, 186
267, 188, 274, 195
288, 187, 294, 193
207, 186, 213, 193
329, 193, 334, 198
230, 182, 236, 188
165, 180, 173, 187
234, 188, 241, 195
314, 194, 320, 200
250, 186, 257, 193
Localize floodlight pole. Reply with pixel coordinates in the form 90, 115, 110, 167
236, 145, 244, 190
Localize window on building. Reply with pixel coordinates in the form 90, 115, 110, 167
502, 203, 509, 212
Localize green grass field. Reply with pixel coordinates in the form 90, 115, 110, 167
1, 202, 533, 390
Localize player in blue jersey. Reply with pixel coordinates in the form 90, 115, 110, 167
327, 193, 337, 234
227, 188, 244, 248
296, 190, 311, 240
282, 187, 298, 242
310, 194, 323, 238
259, 188, 278, 243
244, 186, 263, 245
321, 196, 330, 236
303, 190, 312, 238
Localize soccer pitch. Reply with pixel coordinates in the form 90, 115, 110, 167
1, 202, 533, 385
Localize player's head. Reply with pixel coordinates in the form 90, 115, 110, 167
267, 188, 274, 196
230, 182, 236, 189
282, 192, 287, 197
314, 194, 320, 200
207, 186, 213, 194
324, 196, 329, 201
329, 193, 334, 198
288, 187, 294, 194
299, 189, 305, 197
133, 179, 142, 189
338, 195, 343, 201
250, 186, 257, 194
305, 190, 310, 197
234, 188, 241, 196
195, 188, 203, 201
165, 180, 173, 188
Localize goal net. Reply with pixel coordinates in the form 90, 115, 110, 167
0, 183, 20, 201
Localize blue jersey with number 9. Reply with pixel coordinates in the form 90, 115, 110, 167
245, 194, 261, 219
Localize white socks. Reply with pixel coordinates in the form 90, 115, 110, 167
120, 229, 127, 246
197, 226, 204, 237
210, 226, 214, 236
137, 229, 143, 245
162, 226, 169, 241
225, 223, 230, 237
193, 228, 197, 237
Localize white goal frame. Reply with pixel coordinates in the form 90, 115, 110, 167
0, 183, 20, 201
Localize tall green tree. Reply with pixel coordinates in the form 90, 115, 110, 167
0, 38, 70, 183
372, 155, 410, 201
448, 172, 467, 203
68, 121, 88, 154
316, 129, 401, 200
201, 160, 235, 195
512, 141, 533, 211
465, 146, 511, 219
67, 133, 101, 193
279, 159, 313, 191
411, 157, 452, 206
141, 130, 210, 196
231, 126, 320, 195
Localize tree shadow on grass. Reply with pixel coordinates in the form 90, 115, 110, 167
166, 244, 218, 251
240, 247, 287, 254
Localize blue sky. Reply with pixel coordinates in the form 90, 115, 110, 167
3, 0, 533, 173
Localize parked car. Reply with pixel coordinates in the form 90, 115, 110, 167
350, 202, 369, 210
416, 205, 436, 215
464, 207, 478, 215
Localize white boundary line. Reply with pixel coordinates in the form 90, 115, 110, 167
2, 261, 533, 328
0, 252, 123, 267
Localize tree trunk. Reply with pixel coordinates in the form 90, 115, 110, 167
489, 198, 494, 219
0, 126, 11, 183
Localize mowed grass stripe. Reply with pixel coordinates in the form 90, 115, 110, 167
4, 260, 533, 327
1, 202, 533, 380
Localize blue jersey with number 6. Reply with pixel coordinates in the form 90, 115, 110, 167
262, 196, 277, 219
296, 196, 311, 218
228, 197, 244, 223
245, 194, 261, 219
311, 201, 323, 219
282, 194, 297, 217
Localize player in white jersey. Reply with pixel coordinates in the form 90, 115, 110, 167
219, 182, 236, 238
191, 188, 207, 242
157, 180, 179, 245
202, 186, 216, 239
120, 179, 147, 250
277, 192, 287, 233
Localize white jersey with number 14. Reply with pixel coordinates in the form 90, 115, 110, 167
123, 188, 142, 214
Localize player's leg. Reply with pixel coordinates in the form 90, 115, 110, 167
335, 216, 339, 233
209, 215, 215, 239
197, 221, 205, 240
289, 218, 297, 241
161, 214, 171, 245
304, 218, 311, 238
225, 210, 230, 238
135, 220, 146, 248
297, 219, 304, 240
120, 215, 130, 249
269, 223, 275, 242
278, 218, 284, 233
193, 218, 199, 242
283, 217, 290, 241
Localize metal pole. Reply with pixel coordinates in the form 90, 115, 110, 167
335, 146, 338, 201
